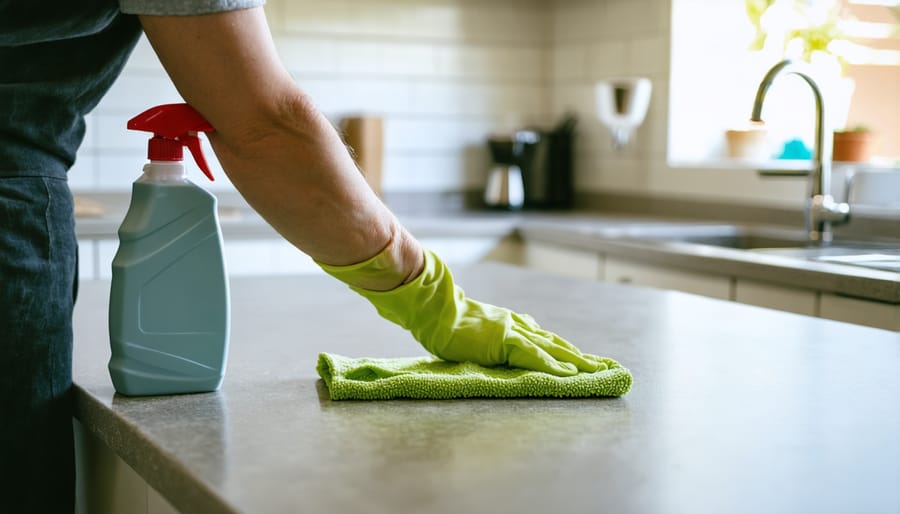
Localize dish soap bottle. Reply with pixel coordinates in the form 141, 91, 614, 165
108, 103, 230, 396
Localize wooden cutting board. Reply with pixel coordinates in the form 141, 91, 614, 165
339, 116, 384, 197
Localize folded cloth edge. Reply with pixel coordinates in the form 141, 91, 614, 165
316, 353, 633, 401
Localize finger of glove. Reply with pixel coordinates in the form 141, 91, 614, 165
510, 311, 540, 329
513, 327, 599, 373
530, 326, 582, 353
506, 343, 579, 377
583, 353, 609, 371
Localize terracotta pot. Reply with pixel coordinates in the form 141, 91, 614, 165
832, 131, 876, 163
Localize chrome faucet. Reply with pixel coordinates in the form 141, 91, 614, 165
750, 59, 850, 243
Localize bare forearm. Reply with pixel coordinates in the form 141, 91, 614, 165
207, 94, 386, 262
138, 10, 422, 289
208, 95, 423, 287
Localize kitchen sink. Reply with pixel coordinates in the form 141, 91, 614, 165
659, 232, 808, 250
627, 224, 900, 273
631, 225, 812, 250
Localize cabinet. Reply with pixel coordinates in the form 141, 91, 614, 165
77, 236, 508, 279
603, 257, 732, 300
521, 241, 602, 280
819, 294, 900, 332
733, 279, 818, 316
514, 241, 897, 331
75, 420, 179, 514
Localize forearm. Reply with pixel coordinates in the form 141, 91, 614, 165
206, 93, 391, 265
138, 10, 422, 289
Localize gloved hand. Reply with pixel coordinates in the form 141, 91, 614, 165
319, 248, 605, 377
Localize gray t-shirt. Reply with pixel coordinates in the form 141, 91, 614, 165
0, 0, 264, 178
120, 0, 263, 15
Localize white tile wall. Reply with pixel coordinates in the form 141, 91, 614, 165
73, 0, 552, 194
71, 0, 830, 207
548, 0, 671, 195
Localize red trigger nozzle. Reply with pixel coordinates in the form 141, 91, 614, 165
127, 104, 216, 181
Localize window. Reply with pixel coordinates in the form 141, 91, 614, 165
668, 0, 900, 167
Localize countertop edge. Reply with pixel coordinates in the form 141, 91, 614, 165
73, 191, 898, 304
73, 385, 240, 514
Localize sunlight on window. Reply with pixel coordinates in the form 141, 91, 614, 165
669, 0, 899, 167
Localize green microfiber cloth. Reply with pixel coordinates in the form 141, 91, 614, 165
316, 353, 633, 401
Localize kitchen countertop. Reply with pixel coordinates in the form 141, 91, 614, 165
73, 267, 900, 514
73, 192, 899, 303
515, 217, 900, 303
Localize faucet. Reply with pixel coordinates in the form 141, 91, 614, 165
750, 59, 850, 244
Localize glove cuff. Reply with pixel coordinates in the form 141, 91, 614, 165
344, 249, 445, 330
316, 223, 421, 291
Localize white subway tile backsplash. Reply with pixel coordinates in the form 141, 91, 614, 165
338, 78, 416, 114
462, 5, 548, 44
95, 114, 146, 152
603, 0, 662, 38
552, 1, 605, 43
97, 241, 118, 279
379, 43, 439, 76
95, 155, 146, 190
383, 152, 485, 191
587, 41, 629, 78
550, 83, 593, 120
552, 45, 587, 82
385, 118, 496, 152
409, 4, 465, 40
77, 240, 97, 280
276, 37, 338, 75
98, 74, 182, 114
120, 36, 162, 75
77, 0, 671, 197
334, 40, 380, 74
626, 35, 668, 75
435, 45, 490, 79
552, 0, 672, 195
435, 44, 546, 81
283, 0, 353, 35
292, 78, 350, 114
68, 155, 96, 191
496, 47, 547, 81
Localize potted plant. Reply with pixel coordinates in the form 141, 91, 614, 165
832, 125, 876, 162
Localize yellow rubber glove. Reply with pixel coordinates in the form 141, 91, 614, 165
319, 248, 605, 377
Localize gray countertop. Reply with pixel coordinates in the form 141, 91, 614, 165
73, 266, 900, 514
74, 193, 899, 303
516, 218, 900, 303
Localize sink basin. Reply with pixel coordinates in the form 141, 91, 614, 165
663, 233, 808, 250
631, 225, 811, 250
627, 224, 900, 272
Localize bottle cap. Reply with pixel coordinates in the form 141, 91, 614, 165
128, 104, 216, 181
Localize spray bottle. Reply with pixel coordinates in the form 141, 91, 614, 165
108, 103, 229, 396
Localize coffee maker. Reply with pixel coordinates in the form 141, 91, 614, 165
484, 115, 577, 210
483, 133, 529, 209
517, 115, 576, 209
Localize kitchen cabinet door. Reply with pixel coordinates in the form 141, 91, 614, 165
734, 279, 818, 317
75, 419, 180, 514
819, 294, 900, 332
603, 256, 732, 300
419, 237, 508, 265
522, 241, 602, 280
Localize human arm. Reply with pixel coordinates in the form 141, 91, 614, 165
138, 8, 421, 289
138, 7, 603, 375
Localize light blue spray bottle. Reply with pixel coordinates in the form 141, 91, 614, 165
108, 103, 230, 396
